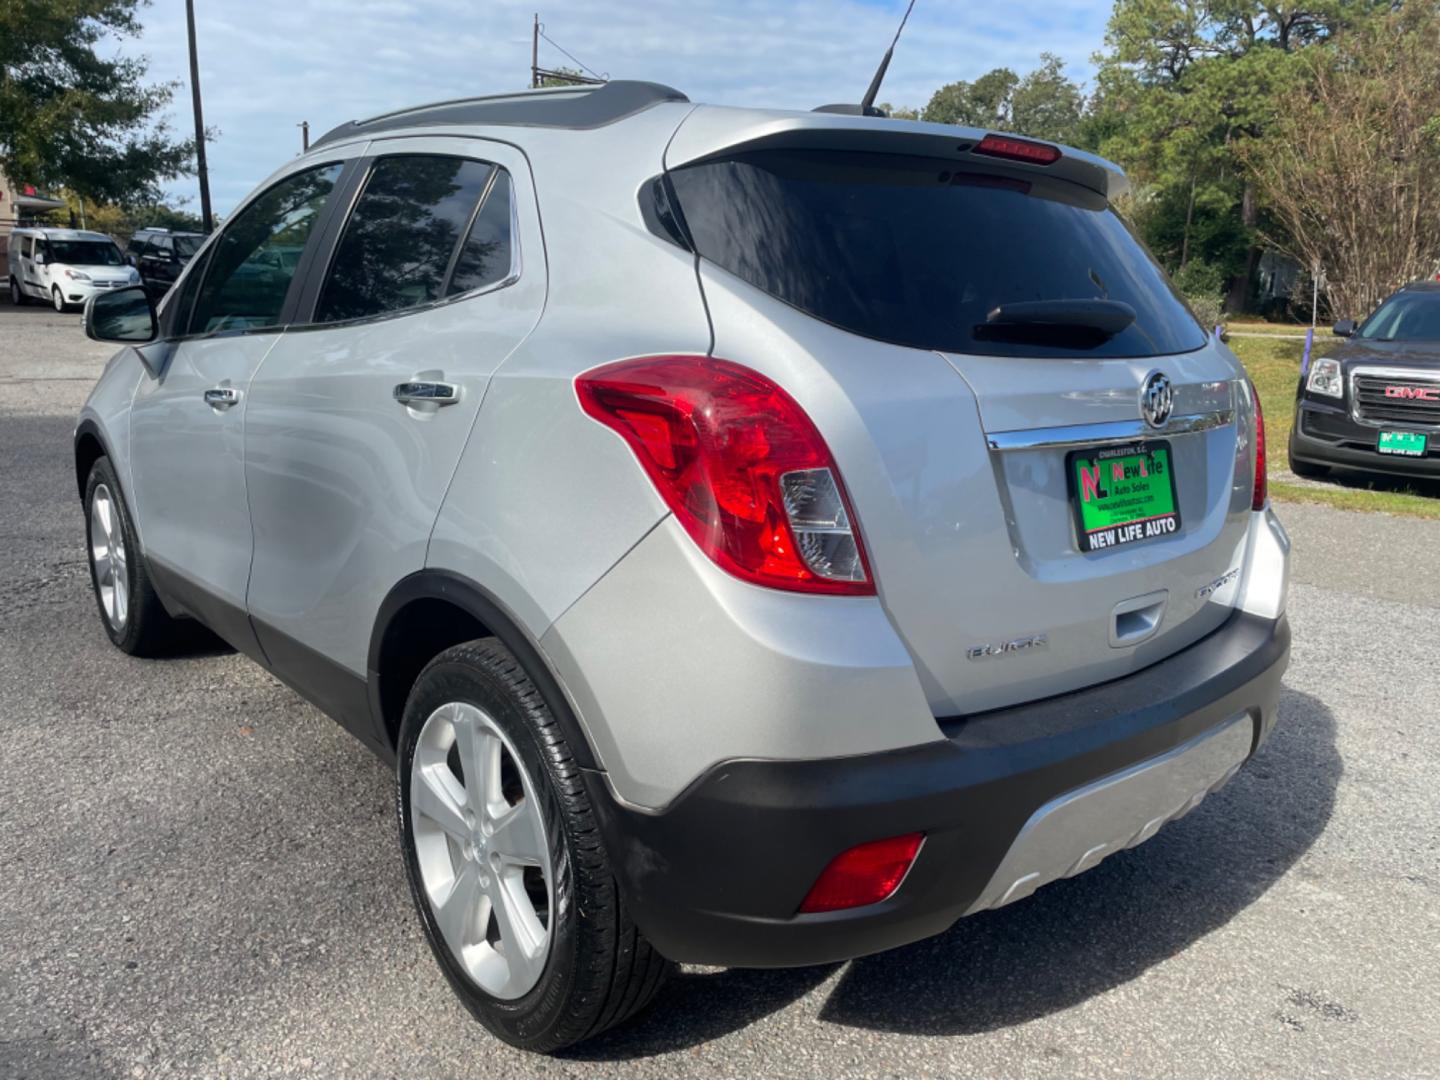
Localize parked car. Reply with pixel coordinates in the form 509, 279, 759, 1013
74, 81, 1291, 1052
1289, 281, 1440, 479
126, 226, 206, 298
7, 227, 139, 310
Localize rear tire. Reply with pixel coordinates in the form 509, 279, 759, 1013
397, 639, 669, 1052
84, 457, 182, 655
9, 277, 27, 306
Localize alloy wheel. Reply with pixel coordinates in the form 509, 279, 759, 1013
410, 701, 554, 1000
89, 483, 129, 630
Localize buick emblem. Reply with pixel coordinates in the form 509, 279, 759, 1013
1140, 371, 1173, 429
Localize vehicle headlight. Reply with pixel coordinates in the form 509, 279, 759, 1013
63, 269, 91, 281
1306, 357, 1344, 398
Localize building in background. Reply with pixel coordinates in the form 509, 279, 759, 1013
0, 168, 67, 260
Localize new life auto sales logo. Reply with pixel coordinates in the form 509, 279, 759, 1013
1385, 385, 1440, 401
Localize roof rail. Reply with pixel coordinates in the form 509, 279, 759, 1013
311, 80, 689, 150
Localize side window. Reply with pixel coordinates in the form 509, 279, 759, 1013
189, 162, 343, 334
21, 236, 32, 259
447, 169, 513, 296
314, 155, 497, 324
163, 247, 213, 337
155, 236, 173, 256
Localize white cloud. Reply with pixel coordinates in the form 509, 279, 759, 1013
119, 0, 1108, 214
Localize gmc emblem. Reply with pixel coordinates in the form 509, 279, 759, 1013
1385, 385, 1440, 401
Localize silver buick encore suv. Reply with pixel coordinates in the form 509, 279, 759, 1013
75, 81, 1291, 1051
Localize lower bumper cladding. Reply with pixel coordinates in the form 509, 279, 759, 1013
1292, 399, 1440, 477
583, 610, 1290, 968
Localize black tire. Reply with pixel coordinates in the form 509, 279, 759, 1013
84, 457, 181, 656
1286, 434, 1331, 479
397, 639, 669, 1052
9, 276, 28, 306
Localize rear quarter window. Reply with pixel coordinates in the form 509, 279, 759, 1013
667, 149, 1208, 359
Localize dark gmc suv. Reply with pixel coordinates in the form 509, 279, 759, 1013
1290, 281, 1440, 480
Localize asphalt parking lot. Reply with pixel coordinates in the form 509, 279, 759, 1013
1, 301, 1438, 1078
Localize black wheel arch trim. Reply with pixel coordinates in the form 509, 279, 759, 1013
74, 417, 116, 503
367, 569, 602, 771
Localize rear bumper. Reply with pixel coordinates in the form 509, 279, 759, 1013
586, 609, 1289, 968
1291, 398, 1440, 477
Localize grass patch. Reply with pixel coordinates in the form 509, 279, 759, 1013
1228, 336, 1440, 520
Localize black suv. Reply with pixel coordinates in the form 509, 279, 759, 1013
1290, 281, 1440, 480
126, 227, 205, 297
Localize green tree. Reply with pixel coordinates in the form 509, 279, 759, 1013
921, 55, 1084, 144
923, 67, 1019, 128
0, 0, 194, 208
1011, 55, 1086, 142
1090, 0, 1380, 310
1241, 4, 1440, 317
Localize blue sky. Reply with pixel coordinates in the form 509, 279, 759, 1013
121, 0, 1111, 215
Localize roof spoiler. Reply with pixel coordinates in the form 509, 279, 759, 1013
665, 108, 1129, 202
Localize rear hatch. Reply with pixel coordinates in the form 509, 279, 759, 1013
663, 111, 1257, 716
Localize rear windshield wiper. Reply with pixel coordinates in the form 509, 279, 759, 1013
975, 299, 1137, 347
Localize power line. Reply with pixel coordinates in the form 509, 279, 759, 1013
530, 14, 608, 87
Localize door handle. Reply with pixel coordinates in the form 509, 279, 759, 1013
394, 381, 460, 407
204, 386, 242, 410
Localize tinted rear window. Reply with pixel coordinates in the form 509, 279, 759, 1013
667, 149, 1207, 359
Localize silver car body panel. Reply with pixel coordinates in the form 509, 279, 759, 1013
244, 135, 545, 676
426, 102, 705, 641
78, 92, 1288, 819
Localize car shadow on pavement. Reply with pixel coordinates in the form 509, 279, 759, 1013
569, 686, 1339, 1056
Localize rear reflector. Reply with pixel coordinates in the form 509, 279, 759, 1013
798, 833, 924, 914
1250, 379, 1267, 511
974, 133, 1063, 166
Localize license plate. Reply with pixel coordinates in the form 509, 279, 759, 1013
1378, 431, 1427, 457
1068, 442, 1181, 553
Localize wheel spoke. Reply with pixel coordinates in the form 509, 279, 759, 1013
434, 860, 486, 955
412, 763, 471, 842
112, 572, 128, 626
490, 799, 547, 867
489, 874, 545, 992
95, 495, 114, 543
93, 550, 112, 588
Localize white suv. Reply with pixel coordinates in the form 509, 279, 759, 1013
75, 82, 1291, 1051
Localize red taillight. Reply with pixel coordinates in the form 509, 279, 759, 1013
974, 133, 1063, 166
576, 356, 874, 595
799, 833, 924, 914
1250, 379, 1267, 511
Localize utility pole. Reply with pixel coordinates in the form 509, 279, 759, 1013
531, 12, 540, 88
298, 121, 310, 152
185, 0, 213, 233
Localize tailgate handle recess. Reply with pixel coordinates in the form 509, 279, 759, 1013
1111, 590, 1168, 648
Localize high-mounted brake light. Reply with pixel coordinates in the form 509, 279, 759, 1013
1250, 380, 1267, 511
799, 833, 924, 914
576, 356, 874, 595
974, 133, 1063, 166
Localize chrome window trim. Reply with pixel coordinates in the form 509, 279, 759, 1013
986, 410, 1235, 452
298, 156, 522, 334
